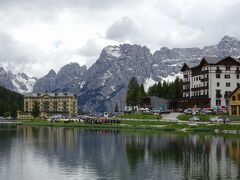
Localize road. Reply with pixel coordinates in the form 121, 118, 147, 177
161, 113, 181, 122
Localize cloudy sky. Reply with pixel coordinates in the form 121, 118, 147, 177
1, 0, 240, 77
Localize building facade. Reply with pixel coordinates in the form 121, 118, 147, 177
19, 93, 78, 119
228, 87, 240, 116
142, 96, 169, 109
180, 56, 240, 109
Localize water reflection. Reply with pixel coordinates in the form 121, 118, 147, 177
0, 126, 240, 179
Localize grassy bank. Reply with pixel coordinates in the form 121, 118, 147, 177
18, 119, 240, 135
177, 114, 240, 121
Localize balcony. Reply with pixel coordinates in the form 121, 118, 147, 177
191, 86, 208, 91
216, 69, 222, 73
216, 94, 222, 98
191, 95, 209, 99
202, 70, 209, 74
183, 89, 190, 92
183, 81, 190, 85
200, 78, 208, 82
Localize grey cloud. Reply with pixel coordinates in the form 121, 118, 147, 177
106, 17, 139, 41
78, 39, 101, 57
0, 31, 52, 77
0, 32, 32, 64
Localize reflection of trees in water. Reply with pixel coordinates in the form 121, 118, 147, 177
126, 136, 145, 172
0, 125, 17, 167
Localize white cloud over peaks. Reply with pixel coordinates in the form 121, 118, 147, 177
0, 0, 240, 77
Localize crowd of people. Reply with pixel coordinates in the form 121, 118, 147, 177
83, 118, 121, 125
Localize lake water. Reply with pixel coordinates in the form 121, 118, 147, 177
0, 125, 240, 180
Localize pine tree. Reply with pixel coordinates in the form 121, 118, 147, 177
11, 103, 17, 118
138, 84, 146, 106
115, 104, 119, 112
31, 100, 40, 118
126, 77, 140, 107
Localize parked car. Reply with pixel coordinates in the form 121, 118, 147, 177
210, 116, 229, 123
202, 108, 214, 115
190, 116, 200, 121
184, 109, 192, 115
151, 107, 170, 114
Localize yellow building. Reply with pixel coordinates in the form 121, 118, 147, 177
17, 93, 78, 119
229, 87, 240, 115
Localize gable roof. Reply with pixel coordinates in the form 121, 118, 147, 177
203, 57, 223, 64
181, 56, 240, 72
25, 93, 77, 98
228, 86, 240, 98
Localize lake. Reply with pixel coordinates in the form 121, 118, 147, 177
0, 125, 240, 180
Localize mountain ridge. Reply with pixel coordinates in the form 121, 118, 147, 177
1, 35, 240, 113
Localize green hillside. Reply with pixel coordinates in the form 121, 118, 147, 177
0, 86, 24, 118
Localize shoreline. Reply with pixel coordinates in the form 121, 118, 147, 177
15, 119, 240, 136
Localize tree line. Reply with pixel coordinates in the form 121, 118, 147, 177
0, 86, 24, 118
125, 77, 182, 107
147, 77, 182, 100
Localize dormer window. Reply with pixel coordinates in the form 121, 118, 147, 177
226, 66, 230, 71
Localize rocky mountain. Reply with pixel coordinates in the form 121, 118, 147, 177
2, 35, 240, 113
0, 67, 37, 94
33, 62, 87, 93
78, 44, 153, 113
151, 36, 240, 82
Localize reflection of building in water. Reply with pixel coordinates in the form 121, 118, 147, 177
10, 127, 240, 179
226, 140, 240, 165
124, 134, 240, 179
16, 126, 78, 153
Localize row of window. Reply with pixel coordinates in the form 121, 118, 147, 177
192, 90, 208, 96
216, 82, 240, 87
193, 83, 208, 88
216, 74, 239, 79
193, 74, 208, 81
216, 66, 240, 71
215, 100, 229, 106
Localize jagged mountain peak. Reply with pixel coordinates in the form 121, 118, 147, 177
220, 35, 237, 42
217, 35, 239, 50
101, 45, 121, 59
46, 69, 56, 77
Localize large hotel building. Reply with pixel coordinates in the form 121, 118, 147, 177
180, 56, 240, 109
17, 93, 78, 119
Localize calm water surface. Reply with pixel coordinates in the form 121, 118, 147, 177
0, 125, 240, 180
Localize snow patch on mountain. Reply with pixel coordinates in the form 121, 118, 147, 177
144, 77, 157, 91
104, 46, 121, 58
11, 73, 37, 93
0, 68, 37, 94
79, 81, 85, 89
161, 72, 182, 82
